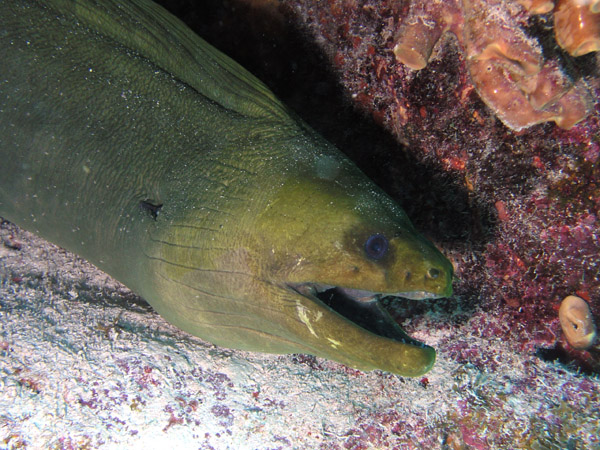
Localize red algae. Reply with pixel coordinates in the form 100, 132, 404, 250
289, 0, 594, 132
284, 0, 600, 374
1, 2, 600, 449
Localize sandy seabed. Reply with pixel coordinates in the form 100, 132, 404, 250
0, 221, 598, 450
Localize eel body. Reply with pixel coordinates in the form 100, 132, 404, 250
0, 0, 453, 376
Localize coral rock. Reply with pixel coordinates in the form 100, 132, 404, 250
517, 0, 555, 14
554, 0, 600, 56
285, 0, 600, 372
393, 0, 594, 131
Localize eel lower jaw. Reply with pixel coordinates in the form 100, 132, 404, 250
287, 283, 438, 347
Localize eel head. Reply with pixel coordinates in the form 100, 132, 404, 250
147, 143, 452, 377
249, 158, 453, 376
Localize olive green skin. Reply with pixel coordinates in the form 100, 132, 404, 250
0, 0, 453, 376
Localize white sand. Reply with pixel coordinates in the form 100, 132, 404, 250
1, 221, 598, 449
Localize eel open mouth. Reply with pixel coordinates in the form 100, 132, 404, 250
289, 283, 440, 347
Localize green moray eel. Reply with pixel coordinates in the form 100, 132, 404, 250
0, 0, 453, 376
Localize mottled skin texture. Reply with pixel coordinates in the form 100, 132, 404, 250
0, 0, 452, 376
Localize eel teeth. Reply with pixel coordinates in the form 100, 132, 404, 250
288, 283, 432, 346
290, 283, 441, 302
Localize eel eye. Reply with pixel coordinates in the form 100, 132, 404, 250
426, 267, 440, 279
364, 234, 389, 260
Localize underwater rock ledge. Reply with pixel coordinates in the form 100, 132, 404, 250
283, 0, 600, 374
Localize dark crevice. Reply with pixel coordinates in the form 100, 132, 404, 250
536, 345, 600, 377
155, 0, 493, 252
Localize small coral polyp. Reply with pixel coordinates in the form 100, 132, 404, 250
393, 0, 596, 131
559, 295, 597, 350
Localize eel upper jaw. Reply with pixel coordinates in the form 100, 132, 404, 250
288, 282, 441, 347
